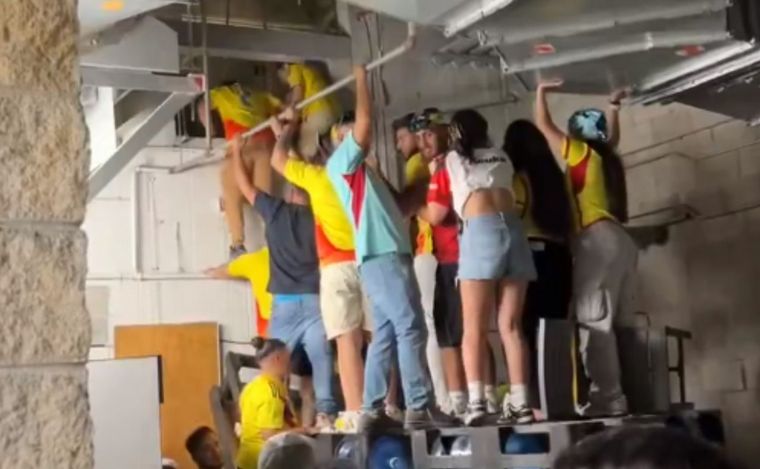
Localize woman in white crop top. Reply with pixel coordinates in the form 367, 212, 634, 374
446, 109, 537, 426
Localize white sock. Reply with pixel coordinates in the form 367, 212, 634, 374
450, 391, 467, 413
484, 384, 497, 406
468, 381, 484, 404
509, 384, 528, 408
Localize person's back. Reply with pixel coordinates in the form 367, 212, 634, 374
554, 426, 740, 469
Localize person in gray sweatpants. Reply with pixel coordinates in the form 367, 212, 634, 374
535, 80, 637, 416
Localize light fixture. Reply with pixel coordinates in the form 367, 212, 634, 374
101, 0, 124, 12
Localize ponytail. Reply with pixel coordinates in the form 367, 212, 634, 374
251, 337, 287, 362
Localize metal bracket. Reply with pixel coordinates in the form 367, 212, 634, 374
81, 67, 204, 94
88, 92, 200, 201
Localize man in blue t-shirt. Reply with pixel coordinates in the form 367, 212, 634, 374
325, 66, 457, 431
228, 132, 338, 429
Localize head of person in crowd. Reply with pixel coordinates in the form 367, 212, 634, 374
393, 112, 419, 160
327, 110, 357, 149
503, 119, 572, 240
448, 109, 492, 160
567, 107, 629, 223
410, 108, 449, 161
554, 426, 740, 469
185, 426, 223, 469
252, 336, 291, 380
257, 432, 317, 469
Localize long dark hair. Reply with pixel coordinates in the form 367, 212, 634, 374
586, 139, 629, 223
503, 120, 572, 239
450, 109, 492, 160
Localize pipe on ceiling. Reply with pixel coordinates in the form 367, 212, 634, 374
503, 30, 731, 75
170, 22, 418, 174
442, 0, 517, 38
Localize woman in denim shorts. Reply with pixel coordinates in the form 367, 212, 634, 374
444, 109, 537, 425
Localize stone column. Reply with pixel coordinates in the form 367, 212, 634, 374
0, 1, 93, 468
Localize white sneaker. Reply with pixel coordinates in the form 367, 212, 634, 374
334, 410, 362, 434
463, 400, 488, 426
486, 397, 499, 414
315, 413, 336, 433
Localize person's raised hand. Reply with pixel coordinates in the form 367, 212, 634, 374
281, 106, 297, 123
609, 87, 630, 104
353, 64, 368, 82
537, 78, 564, 92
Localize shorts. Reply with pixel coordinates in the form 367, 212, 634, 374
291, 346, 312, 377
458, 212, 537, 282
319, 261, 372, 339
433, 262, 463, 348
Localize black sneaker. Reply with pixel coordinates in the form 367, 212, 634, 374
229, 244, 246, 260
358, 408, 404, 434
499, 403, 534, 425
463, 400, 488, 426
405, 406, 460, 431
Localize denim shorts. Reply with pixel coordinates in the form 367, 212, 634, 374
459, 212, 537, 281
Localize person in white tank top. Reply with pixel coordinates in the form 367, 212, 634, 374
446, 109, 537, 426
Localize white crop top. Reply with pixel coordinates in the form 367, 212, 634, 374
445, 147, 515, 217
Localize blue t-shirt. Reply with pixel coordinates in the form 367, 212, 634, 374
253, 192, 320, 294
326, 133, 411, 264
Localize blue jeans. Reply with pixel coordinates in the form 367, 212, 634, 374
268, 294, 338, 415
359, 254, 432, 411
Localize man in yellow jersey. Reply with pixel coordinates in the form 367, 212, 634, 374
277, 63, 339, 160
198, 83, 282, 259
269, 108, 370, 432
203, 251, 318, 425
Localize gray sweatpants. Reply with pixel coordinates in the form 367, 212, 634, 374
572, 220, 638, 406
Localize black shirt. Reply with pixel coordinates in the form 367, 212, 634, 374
253, 193, 320, 295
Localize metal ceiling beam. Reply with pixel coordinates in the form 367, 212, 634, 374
442, 0, 518, 37
478, 0, 729, 47
81, 67, 204, 94
88, 92, 199, 201
636, 42, 755, 92
503, 30, 730, 75
632, 48, 760, 105
168, 21, 351, 62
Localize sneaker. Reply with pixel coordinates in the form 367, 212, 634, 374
334, 410, 362, 434
314, 413, 335, 433
384, 404, 405, 423
463, 400, 488, 426
405, 406, 460, 431
486, 396, 499, 414
581, 394, 629, 418
229, 244, 246, 260
499, 403, 534, 425
358, 408, 404, 433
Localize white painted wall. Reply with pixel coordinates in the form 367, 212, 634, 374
85, 137, 264, 361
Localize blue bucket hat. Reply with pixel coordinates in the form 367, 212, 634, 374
568, 108, 608, 142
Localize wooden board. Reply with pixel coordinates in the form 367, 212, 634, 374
115, 323, 220, 469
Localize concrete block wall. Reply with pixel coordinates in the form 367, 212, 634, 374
345, 15, 760, 463
499, 96, 760, 463
0, 1, 93, 468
